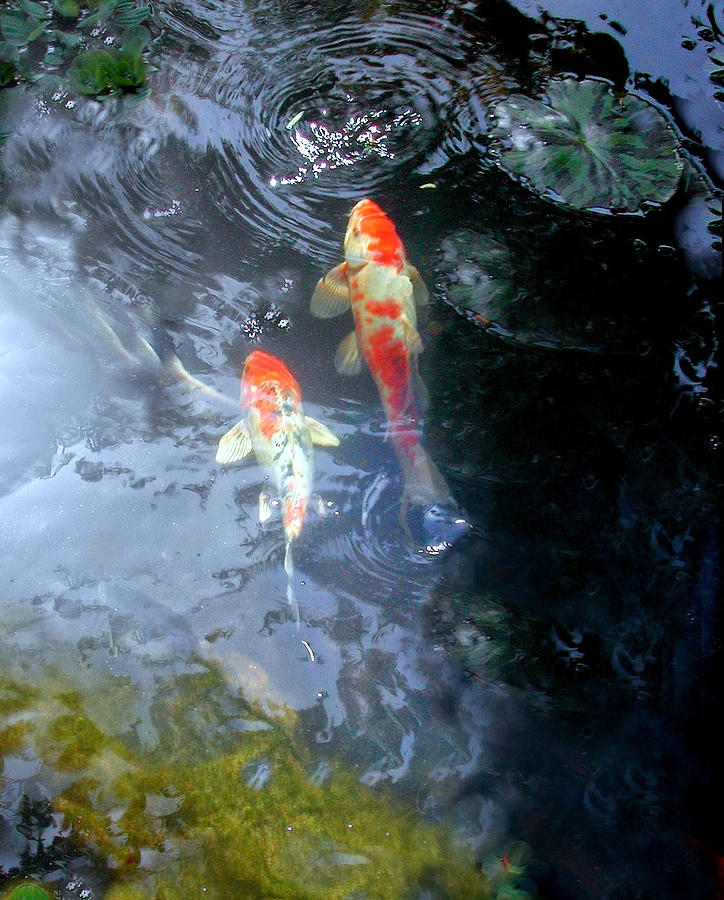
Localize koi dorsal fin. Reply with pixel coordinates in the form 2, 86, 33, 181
216, 418, 253, 464
305, 416, 340, 447
310, 262, 351, 318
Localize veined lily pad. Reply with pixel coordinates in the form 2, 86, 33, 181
489, 78, 684, 213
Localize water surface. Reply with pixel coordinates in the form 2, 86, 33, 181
1, 0, 721, 897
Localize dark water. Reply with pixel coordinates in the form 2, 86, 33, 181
1, 0, 721, 897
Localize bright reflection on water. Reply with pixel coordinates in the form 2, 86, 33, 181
0, 0, 721, 897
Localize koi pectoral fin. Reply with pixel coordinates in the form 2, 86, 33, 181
405, 264, 429, 307
334, 331, 364, 375
305, 416, 340, 447
216, 419, 253, 464
401, 317, 424, 355
310, 262, 351, 318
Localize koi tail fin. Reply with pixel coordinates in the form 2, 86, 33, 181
138, 325, 238, 410
399, 446, 472, 549
399, 445, 453, 509
284, 542, 301, 632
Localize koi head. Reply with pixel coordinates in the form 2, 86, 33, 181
240, 350, 302, 408
344, 199, 406, 272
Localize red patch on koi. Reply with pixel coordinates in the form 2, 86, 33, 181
353, 200, 405, 269
365, 298, 402, 319
259, 414, 279, 441
284, 497, 307, 535
366, 326, 418, 460
242, 350, 301, 402
367, 325, 407, 393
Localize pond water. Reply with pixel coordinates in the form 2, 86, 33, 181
1, 0, 721, 897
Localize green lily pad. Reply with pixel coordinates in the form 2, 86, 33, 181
489, 78, 684, 213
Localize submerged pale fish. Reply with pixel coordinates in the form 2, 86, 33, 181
216, 350, 339, 625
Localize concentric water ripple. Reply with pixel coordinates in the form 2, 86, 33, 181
150, 8, 491, 261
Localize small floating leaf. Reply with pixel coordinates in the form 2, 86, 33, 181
77, 0, 118, 29
51, 28, 84, 48
67, 41, 147, 97
68, 48, 116, 94
7, 885, 52, 900
285, 109, 304, 130
0, 9, 46, 47
114, 0, 150, 29
18, 0, 47, 20
489, 78, 684, 213
52, 0, 80, 18
121, 23, 150, 53
113, 46, 145, 88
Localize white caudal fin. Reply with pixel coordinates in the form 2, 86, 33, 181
400, 444, 453, 509
258, 490, 272, 523
284, 542, 300, 631
160, 348, 240, 410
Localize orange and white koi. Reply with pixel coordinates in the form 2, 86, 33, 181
215, 350, 338, 625
311, 199, 451, 511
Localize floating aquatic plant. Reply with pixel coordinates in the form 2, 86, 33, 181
0, 0, 152, 99
67, 28, 148, 96
488, 78, 684, 213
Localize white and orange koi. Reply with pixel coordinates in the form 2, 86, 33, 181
311, 199, 451, 511
215, 350, 338, 625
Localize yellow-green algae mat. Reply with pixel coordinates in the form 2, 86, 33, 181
1, 660, 488, 898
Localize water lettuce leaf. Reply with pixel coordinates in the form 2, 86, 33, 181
0, 8, 47, 47
67, 39, 147, 96
489, 78, 684, 213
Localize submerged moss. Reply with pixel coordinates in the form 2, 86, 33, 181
0, 663, 488, 898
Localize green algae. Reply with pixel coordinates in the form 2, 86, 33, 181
1, 662, 489, 898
